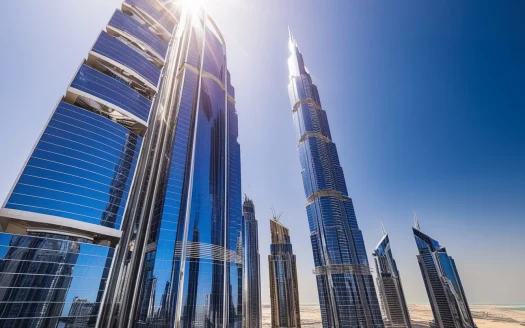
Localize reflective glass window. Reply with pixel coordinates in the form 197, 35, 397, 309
92, 31, 160, 87
109, 10, 168, 59
70, 64, 152, 123
5, 102, 142, 229
0, 233, 113, 327
203, 27, 225, 81
125, 0, 175, 33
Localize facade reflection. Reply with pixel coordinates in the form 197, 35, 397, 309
0, 233, 113, 327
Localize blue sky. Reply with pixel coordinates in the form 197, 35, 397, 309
1, 0, 524, 306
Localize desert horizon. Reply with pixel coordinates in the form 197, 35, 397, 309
261, 304, 525, 327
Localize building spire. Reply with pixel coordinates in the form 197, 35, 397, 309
380, 221, 387, 235
288, 26, 294, 42
413, 211, 420, 230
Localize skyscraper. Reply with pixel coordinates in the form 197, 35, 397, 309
413, 215, 476, 328
373, 224, 411, 328
0, 0, 242, 327
287, 31, 384, 327
268, 217, 301, 328
242, 195, 262, 328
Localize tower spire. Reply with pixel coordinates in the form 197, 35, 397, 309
288, 26, 293, 41
413, 211, 420, 230
380, 221, 387, 235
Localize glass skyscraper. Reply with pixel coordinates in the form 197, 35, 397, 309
287, 31, 384, 327
373, 225, 411, 328
242, 195, 261, 328
268, 218, 301, 328
413, 216, 476, 328
0, 1, 242, 327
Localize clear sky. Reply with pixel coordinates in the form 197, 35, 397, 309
1, 0, 524, 306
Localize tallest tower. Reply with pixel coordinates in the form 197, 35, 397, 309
287, 32, 384, 327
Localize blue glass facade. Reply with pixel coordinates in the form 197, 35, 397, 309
0, 0, 166, 326
413, 223, 476, 328
92, 31, 161, 87
108, 9, 168, 59
2, 1, 240, 326
373, 230, 411, 327
98, 5, 243, 328
70, 64, 152, 123
0, 233, 113, 328
287, 33, 384, 327
124, 0, 175, 34
5, 102, 142, 230
268, 219, 301, 328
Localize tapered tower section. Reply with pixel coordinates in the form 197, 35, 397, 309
287, 31, 384, 327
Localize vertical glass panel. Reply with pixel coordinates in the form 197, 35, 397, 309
134, 70, 200, 326
202, 27, 225, 81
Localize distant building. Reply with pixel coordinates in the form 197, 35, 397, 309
268, 217, 301, 328
287, 30, 384, 327
413, 215, 477, 328
242, 195, 262, 328
65, 297, 96, 328
373, 224, 411, 327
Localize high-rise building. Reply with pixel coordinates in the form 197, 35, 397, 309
373, 224, 411, 328
287, 31, 384, 327
268, 217, 301, 328
242, 195, 262, 328
0, 1, 242, 327
413, 215, 476, 328
66, 297, 96, 328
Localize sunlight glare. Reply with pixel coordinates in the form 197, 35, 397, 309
179, 0, 205, 14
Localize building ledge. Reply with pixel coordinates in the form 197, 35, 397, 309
0, 208, 122, 246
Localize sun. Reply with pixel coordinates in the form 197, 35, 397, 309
178, 0, 206, 14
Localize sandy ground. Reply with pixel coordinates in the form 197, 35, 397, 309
262, 304, 525, 327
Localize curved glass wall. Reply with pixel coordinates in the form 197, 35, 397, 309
108, 9, 168, 59
92, 31, 161, 87
125, 0, 175, 33
5, 102, 142, 229
0, 232, 114, 328
70, 64, 152, 123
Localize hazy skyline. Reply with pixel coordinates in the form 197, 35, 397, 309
1, 0, 524, 307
